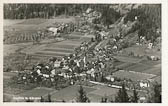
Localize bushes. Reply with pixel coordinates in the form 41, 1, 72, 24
101, 7, 121, 28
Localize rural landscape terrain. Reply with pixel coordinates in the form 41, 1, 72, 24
3, 4, 161, 103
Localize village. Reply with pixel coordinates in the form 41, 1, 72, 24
3, 4, 161, 103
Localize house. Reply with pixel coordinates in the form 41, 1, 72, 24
105, 75, 115, 82
54, 60, 61, 68
150, 55, 159, 61
86, 68, 95, 77
36, 69, 42, 75
86, 8, 92, 14
148, 43, 153, 49
51, 69, 56, 76
47, 27, 58, 35
139, 80, 150, 88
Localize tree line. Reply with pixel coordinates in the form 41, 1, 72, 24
124, 4, 161, 43
4, 4, 116, 19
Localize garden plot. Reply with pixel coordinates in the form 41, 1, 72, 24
35, 51, 71, 57
67, 32, 85, 39
44, 48, 74, 53
47, 43, 76, 49
57, 40, 82, 46
20, 39, 82, 61
80, 36, 92, 42
4, 34, 38, 44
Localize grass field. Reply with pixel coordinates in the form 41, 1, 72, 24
140, 60, 161, 66
19, 87, 55, 97
114, 56, 141, 63
50, 85, 96, 102
113, 70, 156, 81
20, 39, 82, 60
49, 85, 122, 102
142, 67, 161, 76
125, 63, 152, 72
3, 72, 17, 80
18, 19, 47, 25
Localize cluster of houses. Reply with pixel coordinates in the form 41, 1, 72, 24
82, 8, 101, 23
47, 22, 76, 37
14, 8, 161, 101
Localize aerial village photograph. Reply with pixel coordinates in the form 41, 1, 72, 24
3, 3, 161, 103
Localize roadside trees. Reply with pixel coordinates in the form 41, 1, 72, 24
76, 85, 90, 102
130, 86, 139, 103
146, 82, 161, 103
115, 83, 130, 102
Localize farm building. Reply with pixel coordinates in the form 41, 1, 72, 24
47, 27, 58, 35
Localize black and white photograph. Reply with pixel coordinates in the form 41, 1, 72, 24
1, 1, 166, 103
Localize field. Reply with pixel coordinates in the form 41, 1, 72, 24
113, 46, 161, 83
3, 17, 85, 99
122, 45, 146, 56
113, 70, 156, 81
124, 63, 152, 72
114, 56, 161, 75
20, 39, 83, 60
3, 72, 17, 80
48, 85, 122, 102
3, 17, 91, 61
4, 17, 77, 44
46, 84, 147, 102
19, 87, 56, 98
50, 85, 96, 102
3, 15, 161, 102
113, 56, 142, 63
3, 17, 85, 62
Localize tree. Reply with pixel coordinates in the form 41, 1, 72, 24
62, 99, 66, 102
101, 7, 121, 28
100, 74, 105, 82
115, 83, 130, 102
40, 96, 45, 102
25, 97, 33, 102
76, 85, 90, 102
138, 27, 146, 43
47, 94, 52, 102
101, 95, 108, 103
130, 86, 139, 103
147, 82, 161, 103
